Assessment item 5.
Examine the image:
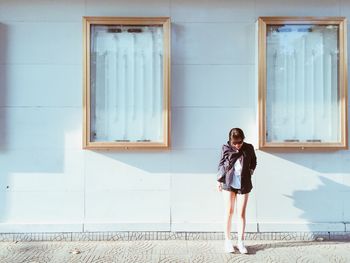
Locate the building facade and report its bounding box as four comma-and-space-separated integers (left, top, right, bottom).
0, 0, 349, 233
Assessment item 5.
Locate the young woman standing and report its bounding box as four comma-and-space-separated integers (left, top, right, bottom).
216, 128, 257, 253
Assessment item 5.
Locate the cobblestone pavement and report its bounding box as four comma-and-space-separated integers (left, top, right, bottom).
0, 239, 349, 263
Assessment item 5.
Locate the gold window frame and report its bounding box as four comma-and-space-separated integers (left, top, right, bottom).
82, 17, 171, 150
257, 17, 348, 150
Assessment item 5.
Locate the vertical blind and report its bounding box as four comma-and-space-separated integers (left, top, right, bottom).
90, 25, 164, 142
266, 25, 340, 143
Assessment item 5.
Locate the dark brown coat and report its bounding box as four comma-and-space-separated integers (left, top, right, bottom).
217, 141, 257, 194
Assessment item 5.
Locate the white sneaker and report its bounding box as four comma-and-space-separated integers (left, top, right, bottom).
236, 241, 248, 254
224, 239, 235, 253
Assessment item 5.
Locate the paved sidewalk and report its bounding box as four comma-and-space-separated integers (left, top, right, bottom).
0, 239, 349, 263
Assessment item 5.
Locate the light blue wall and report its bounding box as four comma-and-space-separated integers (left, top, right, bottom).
0, 0, 349, 233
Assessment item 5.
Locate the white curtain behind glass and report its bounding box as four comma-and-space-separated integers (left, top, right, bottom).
90, 25, 164, 142
266, 25, 340, 143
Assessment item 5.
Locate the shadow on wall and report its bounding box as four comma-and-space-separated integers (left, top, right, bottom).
92, 148, 220, 174
275, 147, 350, 226
286, 176, 349, 223
272, 136, 350, 224
256, 145, 350, 227
0, 20, 68, 166
270, 150, 350, 174
0, 23, 68, 222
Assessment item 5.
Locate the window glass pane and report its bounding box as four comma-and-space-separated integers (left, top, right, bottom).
90, 24, 164, 143
266, 24, 340, 143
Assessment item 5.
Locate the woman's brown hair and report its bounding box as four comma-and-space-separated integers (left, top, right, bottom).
228, 127, 245, 145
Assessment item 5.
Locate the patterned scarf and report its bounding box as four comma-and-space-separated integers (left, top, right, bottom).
217, 141, 246, 185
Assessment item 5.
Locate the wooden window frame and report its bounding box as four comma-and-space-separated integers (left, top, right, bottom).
82, 17, 171, 150
257, 16, 348, 150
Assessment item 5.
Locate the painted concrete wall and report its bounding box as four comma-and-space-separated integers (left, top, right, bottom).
0, 0, 349, 233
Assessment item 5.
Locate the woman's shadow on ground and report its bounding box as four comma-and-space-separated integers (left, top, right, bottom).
245, 239, 350, 255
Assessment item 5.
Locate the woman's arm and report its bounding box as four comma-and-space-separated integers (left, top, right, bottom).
217, 145, 227, 182
249, 144, 257, 174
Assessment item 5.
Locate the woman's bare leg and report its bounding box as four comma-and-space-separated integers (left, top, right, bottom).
236, 193, 249, 242
222, 189, 236, 240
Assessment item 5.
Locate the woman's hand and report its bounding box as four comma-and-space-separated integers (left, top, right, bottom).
217, 181, 223, 192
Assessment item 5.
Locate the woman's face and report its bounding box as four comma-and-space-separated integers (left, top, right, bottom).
230, 138, 244, 150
